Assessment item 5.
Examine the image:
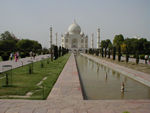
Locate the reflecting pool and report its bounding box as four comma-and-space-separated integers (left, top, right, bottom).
76, 55, 150, 100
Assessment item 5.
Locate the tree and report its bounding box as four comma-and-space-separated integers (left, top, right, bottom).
0, 31, 19, 42
108, 42, 113, 58
138, 38, 147, 54
126, 46, 129, 63
144, 41, 150, 55
42, 48, 49, 54
58, 46, 62, 57
100, 47, 104, 57
16, 39, 42, 53
118, 45, 121, 61
95, 49, 99, 56
54, 46, 58, 60
113, 46, 116, 60
136, 51, 139, 64
113, 34, 124, 48
121, 43, 127, 54
0, 40, 16, 52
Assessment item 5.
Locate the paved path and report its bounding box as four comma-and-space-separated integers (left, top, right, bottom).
0, 54, 50, 73
109, 55, 150, 65
0, 54, 150, 113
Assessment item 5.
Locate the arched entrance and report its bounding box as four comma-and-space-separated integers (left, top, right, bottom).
71, 38, 78, 48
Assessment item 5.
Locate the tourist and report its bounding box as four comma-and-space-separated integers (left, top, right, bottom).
30, 51, 33, 59
33, 52, 36, 59
145, 55, 148, 64
10, 52, 13, 61
15, 52, 18, 62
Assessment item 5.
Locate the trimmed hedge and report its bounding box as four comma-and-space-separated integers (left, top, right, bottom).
1, 52, 9, 61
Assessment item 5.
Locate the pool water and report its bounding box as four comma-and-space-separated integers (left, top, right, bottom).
76, 55, 150, 100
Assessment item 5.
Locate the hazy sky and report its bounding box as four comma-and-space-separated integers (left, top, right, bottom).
0, 0, 150, 48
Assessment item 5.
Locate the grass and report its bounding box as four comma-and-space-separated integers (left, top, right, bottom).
0, 54, 70, 100
0, 56, 2, 62
90, 54, 150, 75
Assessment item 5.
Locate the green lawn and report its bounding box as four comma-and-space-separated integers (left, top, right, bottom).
0, 54, 70, 100
0, 56, 2, 61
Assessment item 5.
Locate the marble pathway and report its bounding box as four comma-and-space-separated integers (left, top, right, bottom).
0, 54, 150, 113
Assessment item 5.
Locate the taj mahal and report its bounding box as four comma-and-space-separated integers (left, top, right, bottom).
61, 21, 101, 50
50, 21, 101, 51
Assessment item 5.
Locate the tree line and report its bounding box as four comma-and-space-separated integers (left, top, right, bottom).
0, 31, 69, 61
87, 34, 150, 64
0, 31, 42, 60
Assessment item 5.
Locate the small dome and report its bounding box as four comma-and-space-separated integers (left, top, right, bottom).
80, 32, 84, 37
68, 21, 81, 34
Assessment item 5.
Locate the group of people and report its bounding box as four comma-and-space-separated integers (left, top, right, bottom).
29, 51, 36, 59
9, 51, 36, 62
10, 52, 19, 62
145, 55, 150, 64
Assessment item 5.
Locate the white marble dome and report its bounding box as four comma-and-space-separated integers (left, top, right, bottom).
68, 22, 81, 34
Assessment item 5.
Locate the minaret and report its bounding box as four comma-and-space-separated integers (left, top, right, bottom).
97, 28, 100, 48
50, 26, 52, 47
50, 26, 53, 61
91, 33, 94, 48
55, 32, 58, 46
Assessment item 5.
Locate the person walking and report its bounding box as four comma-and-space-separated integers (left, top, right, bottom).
30, 51, 33, 59
10, 52, 13, 60
145, 55, 148, 64
15, 52, 18, 62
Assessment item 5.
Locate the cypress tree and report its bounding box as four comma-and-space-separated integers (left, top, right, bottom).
54, 46, 58, 60
101, 47, 104, 57
108, 48, 111, 58
136, 51, 139, 64
113, 46, 116, 60
58, 46, 62, 57
126, 46, 129, 63
118, 45, 121, 61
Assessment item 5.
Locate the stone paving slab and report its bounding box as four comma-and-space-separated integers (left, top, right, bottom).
0, 53, 150, 113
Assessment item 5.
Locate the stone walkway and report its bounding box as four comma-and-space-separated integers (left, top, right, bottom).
0, 54, 150, 113
0, 54, 50, 73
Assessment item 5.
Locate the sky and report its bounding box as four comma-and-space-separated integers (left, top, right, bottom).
0, 0, 150, 48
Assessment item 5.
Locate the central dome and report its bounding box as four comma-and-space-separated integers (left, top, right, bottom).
68, 21, 81, 34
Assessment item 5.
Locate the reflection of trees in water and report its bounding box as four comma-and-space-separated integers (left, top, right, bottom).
105, 72, 108, 83
104, 66, 106, 71
121, 92, 124, 99
124, 76, 127, 83
112, 70, 116, 76
97, 65, 99, 73
101, 64, 103, 70
92, 61, 94, 69
107, 68, 110, 73
117, 72, 120, 80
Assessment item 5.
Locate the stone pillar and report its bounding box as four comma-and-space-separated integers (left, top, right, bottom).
97, 28, 100, 48
91, 33, 94, 48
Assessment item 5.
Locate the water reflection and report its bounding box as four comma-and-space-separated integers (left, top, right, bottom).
76, 55, 150, 100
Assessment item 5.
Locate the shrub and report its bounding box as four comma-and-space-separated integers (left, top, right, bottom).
1, 52, 9, 61
20, 52, 29, 58
140, 54, 145, 60
136, 52, 139, 64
